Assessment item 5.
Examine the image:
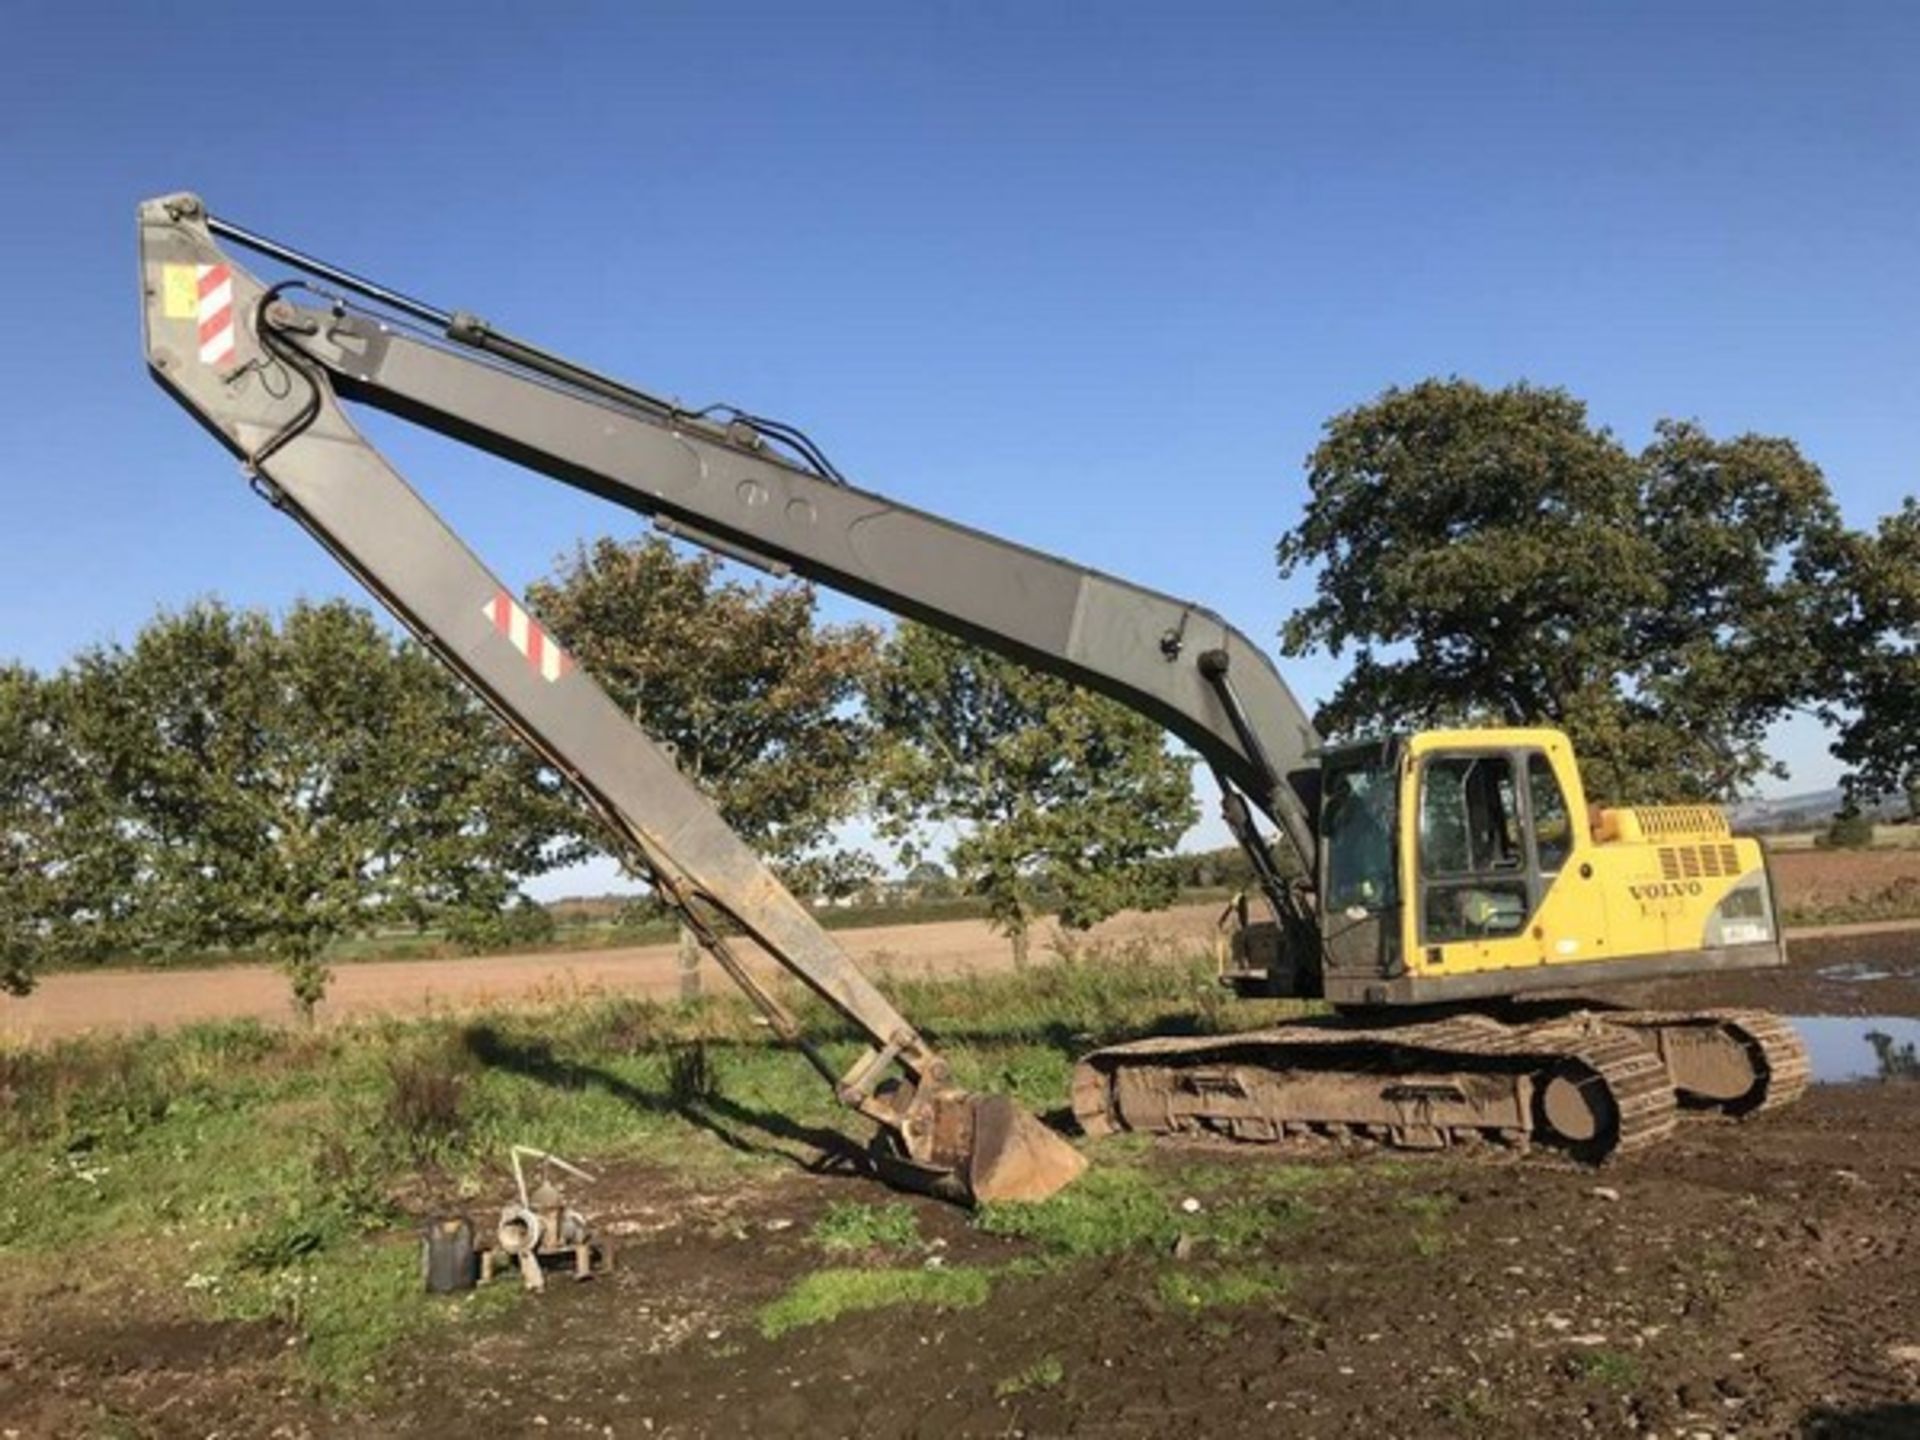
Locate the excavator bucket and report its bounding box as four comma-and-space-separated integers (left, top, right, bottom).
961, 1093, 1088, 1203
876, 1088, 1086, 1206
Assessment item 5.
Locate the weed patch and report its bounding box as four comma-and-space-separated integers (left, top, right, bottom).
1398, 1191, 1456, 1258
383, 1040, 472, 1158
810, 1201, 921, 1253
666, 1042, 718, 1108
995, 1354, 1065, 1396
756, 1266, 992, 1338
976, 1165, 1177, 1257
976, 1160, 1326, 1260
1571, 1348, 1643, 1389
1435, 1385, 1500, 1428
234, 1206, 338, 1273
215, 1235, 515, 1391
1156, 1263, 1290, 1310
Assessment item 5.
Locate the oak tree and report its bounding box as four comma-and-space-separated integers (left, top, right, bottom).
1278, 380, 1846, 802
1818, 498, 1920, 811
867, 623, 1197, 964
526, 536, 883, 898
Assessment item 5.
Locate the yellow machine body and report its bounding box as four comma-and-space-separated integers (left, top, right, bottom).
1314, 727, 1785, 1006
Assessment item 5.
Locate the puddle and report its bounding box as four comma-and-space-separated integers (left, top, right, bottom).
1792, 1016, 1920, 1085
1815, 963, 1901, 984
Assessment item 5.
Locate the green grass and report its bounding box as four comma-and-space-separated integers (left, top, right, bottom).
1572, 1348, 1643, 1390
216, 1236, 518, 1391
976, 1165, 1182, 1257
0, 939, 1316, 1394
1435, 1386, 1500, 1429
975, 1157, 1328, 1260
1397, 1191, 1456, 1258
1691, 1242, 1736, 1305
756, 1266, 993, 1338
0, 1006, 828, 1393
995, 1354, 1065, 1397
811, 1200, 922, 1253
1156, 1263, 1291, 1310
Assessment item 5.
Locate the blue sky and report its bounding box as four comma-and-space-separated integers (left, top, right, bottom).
4, 2, 1916, 890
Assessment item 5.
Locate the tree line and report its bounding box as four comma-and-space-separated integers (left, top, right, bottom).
1, 603, 579, 1008
3, 537, 1191, 1006
4, 378, 1913, 1008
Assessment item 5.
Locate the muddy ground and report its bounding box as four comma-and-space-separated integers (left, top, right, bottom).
1625, 927, 1920, 1021
373, 1092, 1920, 1440
10, 1090, 1918, 1439
6, 931, 1920, 1439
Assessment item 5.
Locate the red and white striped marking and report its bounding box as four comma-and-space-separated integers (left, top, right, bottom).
197, 264, 235, 367
483, 590, 573, 682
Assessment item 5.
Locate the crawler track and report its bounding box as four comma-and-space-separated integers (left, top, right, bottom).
1605, 1006, 1810, 1116
1071, 1012, 1679, 1162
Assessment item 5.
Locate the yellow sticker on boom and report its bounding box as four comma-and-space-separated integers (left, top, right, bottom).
162, 264, 200, 319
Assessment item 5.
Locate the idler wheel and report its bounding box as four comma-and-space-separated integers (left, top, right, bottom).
1536, 1062, 1618, 1156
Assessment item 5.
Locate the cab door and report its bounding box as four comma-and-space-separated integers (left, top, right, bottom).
1406, 744, 1579, 974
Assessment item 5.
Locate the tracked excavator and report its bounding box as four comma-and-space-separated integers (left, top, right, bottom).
138, 194, 1806, 1203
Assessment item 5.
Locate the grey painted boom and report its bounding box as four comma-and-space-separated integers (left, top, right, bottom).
280, 288, 1323, 865
137, 193, 954, 1124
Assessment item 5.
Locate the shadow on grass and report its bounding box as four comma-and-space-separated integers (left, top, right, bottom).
912, 1010, 1222, 1055
458, 1023, 873, 1182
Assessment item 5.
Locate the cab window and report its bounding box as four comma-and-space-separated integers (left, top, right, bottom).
1322, 752, 1396, 911
1419, 755, 1522, 877
1528, 754, 1573, 874
1419, 754, 1527, 942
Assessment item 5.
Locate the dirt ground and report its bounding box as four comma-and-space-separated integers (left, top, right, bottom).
370, 1091, 1920, 1440
1768, 848, 1920, 911
8, 1082, 1919, 1438
6, 843, 1919, 1044
7, 930, 1920, 1439
0, 904, 1224, 1043
1622, 927, 1920, 1021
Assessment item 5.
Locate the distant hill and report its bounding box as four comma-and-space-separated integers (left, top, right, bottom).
1731, 787, 1911, 833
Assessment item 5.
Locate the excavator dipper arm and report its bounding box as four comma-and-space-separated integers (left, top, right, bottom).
137, 193, 1083, 1205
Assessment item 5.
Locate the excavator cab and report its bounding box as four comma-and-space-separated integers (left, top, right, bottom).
1236, 727, 1790, 1010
